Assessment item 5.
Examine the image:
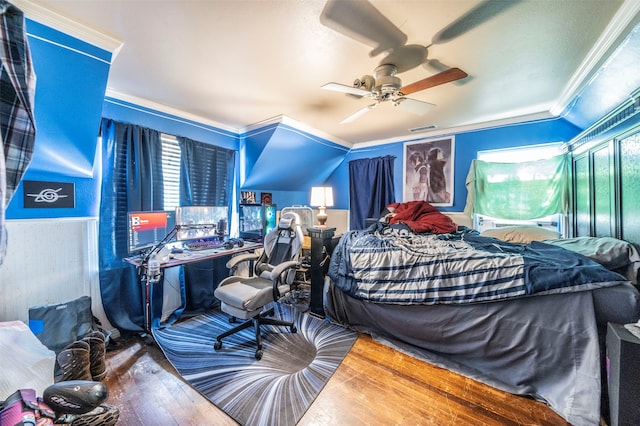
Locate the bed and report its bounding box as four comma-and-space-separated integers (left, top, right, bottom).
324, 202, 640, 426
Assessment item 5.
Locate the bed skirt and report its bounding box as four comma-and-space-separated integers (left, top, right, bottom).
325, 280, 640, 426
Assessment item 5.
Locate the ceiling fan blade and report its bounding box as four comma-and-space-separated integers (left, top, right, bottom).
320, 0, 407, 57
431, 0, 521, 45
322, 82, 371, 98
340, 103, 377, 124
395, 98, 435, 116
400, 68, 468, 95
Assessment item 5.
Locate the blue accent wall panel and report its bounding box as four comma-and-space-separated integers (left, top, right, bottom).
241, 124, 278, 187
241, 123, 349, 191
6, 19, 111, 219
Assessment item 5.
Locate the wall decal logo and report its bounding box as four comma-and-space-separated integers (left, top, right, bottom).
23, 181, 75, 208
27, 187, 68, 203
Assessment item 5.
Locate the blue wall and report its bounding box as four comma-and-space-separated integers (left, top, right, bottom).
6, 19, 111, 219
10, 19, 584, 221
327, 117, 582, 211
240, 122, 349, 208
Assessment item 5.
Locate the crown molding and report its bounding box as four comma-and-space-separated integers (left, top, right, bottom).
242, 115, 352, 148
550, 0, 640, 116
351, 110, 555, 149
11, 0, 123, 57
105, 89, 240, 135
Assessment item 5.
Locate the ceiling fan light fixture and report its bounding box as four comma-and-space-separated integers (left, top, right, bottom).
323, 61, 465, 124
376, 75, 402, 94
353, 75, 375, 91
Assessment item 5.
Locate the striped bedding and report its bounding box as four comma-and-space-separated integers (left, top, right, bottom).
328, 227, 628, 304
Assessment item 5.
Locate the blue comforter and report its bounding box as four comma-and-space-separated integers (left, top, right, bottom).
328, 227, 628, 304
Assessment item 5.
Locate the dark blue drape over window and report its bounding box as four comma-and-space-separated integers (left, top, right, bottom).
99, 122, 237, 330
349, 155, 396, 229
177, 136, 236, 314
98, 119, 165, 332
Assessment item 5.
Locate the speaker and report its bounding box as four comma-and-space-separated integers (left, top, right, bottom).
606, 322, 640, 426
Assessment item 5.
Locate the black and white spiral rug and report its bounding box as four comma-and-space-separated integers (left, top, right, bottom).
152, 303, 358, 426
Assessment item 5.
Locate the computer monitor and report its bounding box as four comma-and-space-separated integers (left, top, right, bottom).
128, 210, 176, 254
174, 206, 229, 241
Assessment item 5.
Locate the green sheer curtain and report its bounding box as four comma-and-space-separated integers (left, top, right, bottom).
470, 154, 568, 220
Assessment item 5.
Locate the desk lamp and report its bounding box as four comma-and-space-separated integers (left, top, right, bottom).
310, 186, 334, 227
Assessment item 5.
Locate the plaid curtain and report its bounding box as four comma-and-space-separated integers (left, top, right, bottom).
0, 1, 37, 264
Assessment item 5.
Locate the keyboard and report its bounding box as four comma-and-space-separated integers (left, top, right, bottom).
184, 238, 224, 251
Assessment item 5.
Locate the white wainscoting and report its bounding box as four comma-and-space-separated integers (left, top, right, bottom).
323, 209, 349, 234
0, 218, 111, 331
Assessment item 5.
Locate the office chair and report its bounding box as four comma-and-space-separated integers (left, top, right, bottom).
213, 212, 304, 359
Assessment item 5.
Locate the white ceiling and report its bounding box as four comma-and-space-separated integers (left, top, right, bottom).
15, 0, 640, 146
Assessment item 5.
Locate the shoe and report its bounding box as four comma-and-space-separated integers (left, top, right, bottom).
56, 340, 92, 382
82, 331, 107, 381
57, 404, 119, 426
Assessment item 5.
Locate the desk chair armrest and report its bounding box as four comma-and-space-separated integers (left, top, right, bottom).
226, 252, 260, 270
269, 260, 300, 300
268, 260, 300, 282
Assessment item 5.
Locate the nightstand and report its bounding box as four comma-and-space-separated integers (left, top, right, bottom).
606, 322, 640, 426
307, 227, 336, 317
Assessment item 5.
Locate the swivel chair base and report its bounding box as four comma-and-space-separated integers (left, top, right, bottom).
213, 307, 297, 360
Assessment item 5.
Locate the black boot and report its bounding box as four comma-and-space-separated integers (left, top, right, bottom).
56, 340, 92, 382
82, 331, 107, 381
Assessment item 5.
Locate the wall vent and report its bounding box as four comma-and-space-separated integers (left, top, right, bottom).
409, 124, 437, 133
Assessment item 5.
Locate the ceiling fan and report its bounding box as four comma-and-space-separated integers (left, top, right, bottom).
319, 0, 515, 123
322, 64, 468, 124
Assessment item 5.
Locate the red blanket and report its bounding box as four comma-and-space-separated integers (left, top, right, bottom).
386, 201, 458, 234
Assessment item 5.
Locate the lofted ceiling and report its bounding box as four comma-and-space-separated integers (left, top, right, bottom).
14, 0, 640, 146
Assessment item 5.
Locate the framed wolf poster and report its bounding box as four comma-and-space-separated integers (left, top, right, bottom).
403, 137, 454, 206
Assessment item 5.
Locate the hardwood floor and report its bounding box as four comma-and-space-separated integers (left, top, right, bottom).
103, 330, 570, 425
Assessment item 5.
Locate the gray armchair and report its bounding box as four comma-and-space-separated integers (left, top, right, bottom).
213, 212, 304, 359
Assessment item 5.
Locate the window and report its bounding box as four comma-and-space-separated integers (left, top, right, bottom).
99, 119, 237, 332
161, 134, 181, 211
474, 143, 566, 234
477, 142, 563, 162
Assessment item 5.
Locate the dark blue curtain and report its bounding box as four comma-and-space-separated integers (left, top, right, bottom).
349, 155, 396, 229
98, 119, 164, 332
177, 136, 235, 207
177, 136, 236, 315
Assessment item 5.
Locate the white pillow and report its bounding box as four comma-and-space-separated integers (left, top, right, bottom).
545, 236, 640, 283
480, 225, 560, 244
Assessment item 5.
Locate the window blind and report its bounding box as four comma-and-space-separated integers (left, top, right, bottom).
161, 134, 181, 211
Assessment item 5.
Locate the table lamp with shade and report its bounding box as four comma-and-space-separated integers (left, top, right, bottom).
310, 186, 334, 227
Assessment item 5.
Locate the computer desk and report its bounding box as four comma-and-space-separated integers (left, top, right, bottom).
125, 241, 262, 334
